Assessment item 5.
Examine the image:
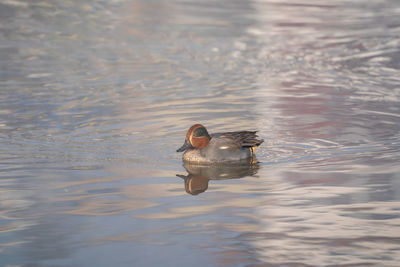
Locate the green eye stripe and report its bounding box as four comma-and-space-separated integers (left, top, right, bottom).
193, 127, 207, 137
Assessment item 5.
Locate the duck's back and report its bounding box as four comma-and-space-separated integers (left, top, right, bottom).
211, 131, 263, 148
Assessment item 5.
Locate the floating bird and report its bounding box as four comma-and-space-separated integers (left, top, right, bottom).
177, 124, 263, 164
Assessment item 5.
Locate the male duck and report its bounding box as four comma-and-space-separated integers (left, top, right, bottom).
176, 124, 263, 164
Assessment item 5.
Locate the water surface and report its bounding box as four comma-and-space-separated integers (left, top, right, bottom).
1, 0, 400, 266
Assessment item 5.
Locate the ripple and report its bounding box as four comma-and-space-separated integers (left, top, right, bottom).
1, 0, 400, 266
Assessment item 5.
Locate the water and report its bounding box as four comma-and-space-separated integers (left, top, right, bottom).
1, 0, 400, 266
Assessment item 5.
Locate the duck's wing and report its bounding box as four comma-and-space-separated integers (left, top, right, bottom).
211, 131, 264, 148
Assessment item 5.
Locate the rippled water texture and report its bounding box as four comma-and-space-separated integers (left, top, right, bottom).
1, 0, 400, 266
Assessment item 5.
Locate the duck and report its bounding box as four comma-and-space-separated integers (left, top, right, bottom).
176, 124, 263, 164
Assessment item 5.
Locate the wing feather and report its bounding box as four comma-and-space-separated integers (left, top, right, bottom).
211, 131, 264, 148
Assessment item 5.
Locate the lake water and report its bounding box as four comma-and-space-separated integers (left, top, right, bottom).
1, 0, 400, 266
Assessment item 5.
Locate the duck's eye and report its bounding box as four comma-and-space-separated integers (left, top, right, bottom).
193, 127, 207, 137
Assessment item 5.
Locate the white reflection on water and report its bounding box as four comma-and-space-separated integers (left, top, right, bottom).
246, 1, 400, 264
251, 169, 400, 265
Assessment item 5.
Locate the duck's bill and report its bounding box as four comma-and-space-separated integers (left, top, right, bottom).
176, 140, 193, 152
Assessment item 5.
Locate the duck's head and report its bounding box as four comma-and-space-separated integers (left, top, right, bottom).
176, 124, 211, 152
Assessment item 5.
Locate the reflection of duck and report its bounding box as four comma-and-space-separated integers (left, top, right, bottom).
177, 124, 263, 164
177, 162, 259, 195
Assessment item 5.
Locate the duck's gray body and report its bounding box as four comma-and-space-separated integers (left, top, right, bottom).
182, 131, 262, 164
